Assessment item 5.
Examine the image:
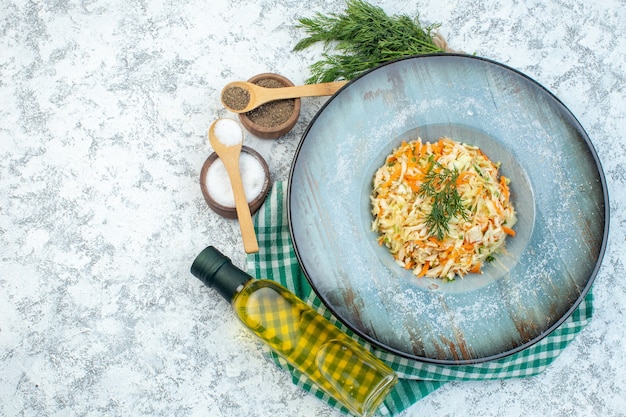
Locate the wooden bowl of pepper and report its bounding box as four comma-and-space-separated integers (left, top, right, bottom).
236, 73, 301, 139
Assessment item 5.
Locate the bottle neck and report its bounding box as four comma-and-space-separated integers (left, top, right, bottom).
190, 246, 253, 302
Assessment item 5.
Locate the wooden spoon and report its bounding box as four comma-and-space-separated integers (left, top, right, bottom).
221, 80, 348, 113
208, 119, 259, 254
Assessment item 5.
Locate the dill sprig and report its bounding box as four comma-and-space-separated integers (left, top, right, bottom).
293, 0, 444, 84
418, 161, 469, 241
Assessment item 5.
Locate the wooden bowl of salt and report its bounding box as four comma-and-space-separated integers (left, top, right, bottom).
200, 146, 271, 219
236, 73, 301, 139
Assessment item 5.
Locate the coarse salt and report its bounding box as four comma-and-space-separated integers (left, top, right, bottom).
213, 118, 243, 147
206, 151, 266, 208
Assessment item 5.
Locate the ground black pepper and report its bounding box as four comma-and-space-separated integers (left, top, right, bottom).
245, 79, 295, 128
222, 86, 250, 111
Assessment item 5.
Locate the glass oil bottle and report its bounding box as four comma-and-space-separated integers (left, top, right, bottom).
190, 246, 397, 417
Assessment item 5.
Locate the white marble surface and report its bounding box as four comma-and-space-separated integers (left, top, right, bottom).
1, 0, 625, 416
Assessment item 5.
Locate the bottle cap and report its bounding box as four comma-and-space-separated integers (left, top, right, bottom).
190, 246, 252, 301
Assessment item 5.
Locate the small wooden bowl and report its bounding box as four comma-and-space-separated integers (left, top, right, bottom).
200, 146, 271, 219
238, 73, 301, 139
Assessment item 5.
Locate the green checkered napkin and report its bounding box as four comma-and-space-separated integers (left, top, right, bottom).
246, 182, 594, 416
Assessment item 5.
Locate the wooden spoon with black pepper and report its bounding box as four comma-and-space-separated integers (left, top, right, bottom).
221, 80, 348, 113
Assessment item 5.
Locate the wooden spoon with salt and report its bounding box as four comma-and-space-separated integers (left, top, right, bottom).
221, 80, 348, 113
208, 118, 258, 254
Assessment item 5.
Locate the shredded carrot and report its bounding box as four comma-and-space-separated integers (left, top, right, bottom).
462, 242, 475, 252
418, 262, 430, 278
470, 262, 482, 274
456, 171, 474, 186
502, 226, 516, 236
500, 176, 510, 201
380, 162, 401, 188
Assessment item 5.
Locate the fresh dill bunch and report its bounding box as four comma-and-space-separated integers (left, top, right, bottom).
418, 161, 469, 241
294, 0, 444, 84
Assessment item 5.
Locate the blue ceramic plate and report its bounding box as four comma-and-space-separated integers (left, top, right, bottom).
288, 54, 608, 364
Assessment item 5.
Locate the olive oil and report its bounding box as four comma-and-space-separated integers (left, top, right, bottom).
191, 246, 397, 417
